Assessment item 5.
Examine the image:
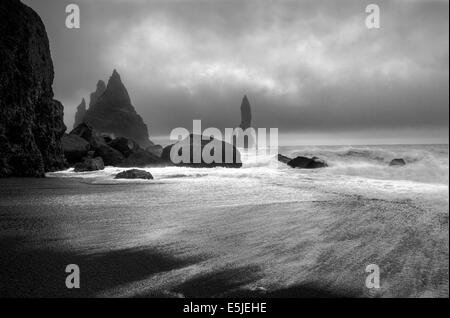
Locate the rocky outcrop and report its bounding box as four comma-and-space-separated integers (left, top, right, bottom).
73, 98, 86, 129
62, 134, 90, 164
74, 157, 104, 172
68, 123, 123, 166
106, 136, 162, 167
70, 123, 104, 149
94, 144, 124, 166
115, 169, 153, 180
0, 0, 66, 177
288, 156, 328, 169
82, 70, 153, 148
89, 80, 106, 108
389, 158, 406, 166
109, 137, 139, 157
162, 134, 242, 168
66, 123, 162, 168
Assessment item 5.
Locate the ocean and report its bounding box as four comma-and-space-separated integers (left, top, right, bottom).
0, 144, 448, 297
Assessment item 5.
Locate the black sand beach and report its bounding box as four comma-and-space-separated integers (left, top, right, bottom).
1, 173, 448, 298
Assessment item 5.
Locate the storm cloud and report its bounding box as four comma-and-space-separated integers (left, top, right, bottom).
24, 0, 449, 143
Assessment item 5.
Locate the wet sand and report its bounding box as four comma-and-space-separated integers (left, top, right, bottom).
0, 177, 448, 298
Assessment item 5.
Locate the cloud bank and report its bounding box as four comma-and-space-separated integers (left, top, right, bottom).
25, 0, 449, 143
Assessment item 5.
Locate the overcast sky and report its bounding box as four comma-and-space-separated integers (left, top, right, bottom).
25, 0, 449, 144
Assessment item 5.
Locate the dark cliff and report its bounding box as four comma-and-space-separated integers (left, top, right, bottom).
0, 0, 66, 177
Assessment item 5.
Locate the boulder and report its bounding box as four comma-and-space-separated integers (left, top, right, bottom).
114, 169, 153, 180
74, 157, 104, 172
287, 156, 328, 169
94, 144, 125, 166
70, 123, 105, 149
100, 132, 115, 144
102, 136, 113, 144
109, 137, 139, 157
162, 134, 242, 168
389, 158, 406, 166
277, 154, 292, 164
62, 134, 90, 163
69, 123, 124, 166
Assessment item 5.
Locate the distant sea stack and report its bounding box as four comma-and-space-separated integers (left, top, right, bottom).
73, 98, 87, 129
0, 0, 66, 177
80, 70, 153, 148
236, 95, 254, 148
239, 95, 252, 130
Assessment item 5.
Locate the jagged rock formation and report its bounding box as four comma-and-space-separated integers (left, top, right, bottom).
89, 80, 106, 108
82, 70, 153, 148
0, 0, 66, 177
73, 98, 86, 129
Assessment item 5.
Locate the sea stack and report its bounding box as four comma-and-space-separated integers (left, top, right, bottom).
73, 98, 87, 129
239, 95, 252, 130
0, 0, 66, 177
81, 70, 153, 148
89, 80, 106, 108
235, 95, 254, 148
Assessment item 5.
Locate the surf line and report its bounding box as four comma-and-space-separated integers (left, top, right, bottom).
183, 302, 217, 316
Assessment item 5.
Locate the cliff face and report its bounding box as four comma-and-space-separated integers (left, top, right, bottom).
0, 0, 66, 177
73, 98, 86, 129
82, 70, 153, 148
